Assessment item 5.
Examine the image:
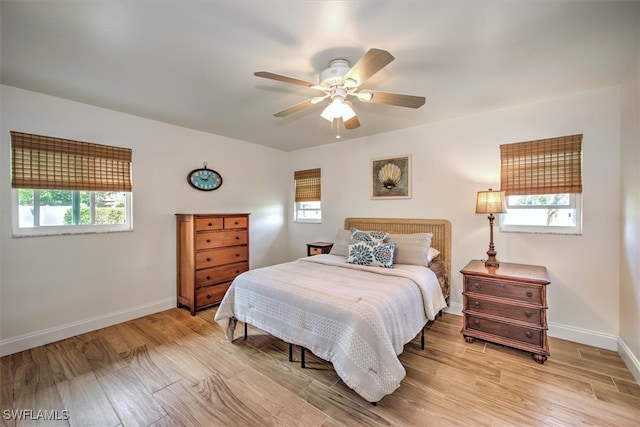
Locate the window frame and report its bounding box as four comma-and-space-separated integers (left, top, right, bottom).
12, 189, 133, 237
499, 193, 582, 235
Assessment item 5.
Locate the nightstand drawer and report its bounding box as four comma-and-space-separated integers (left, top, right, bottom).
465, 295, 543, 325
465, 314, 544, 347
464, 276, 543, 305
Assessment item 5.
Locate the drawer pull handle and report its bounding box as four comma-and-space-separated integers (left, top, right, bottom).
206, 294, 212, 299
526, 291, 533, 297
235, 236, 240, 240
235, 253, 240, 257
474, 301, 480, 308
206, 257, 212, 262
208, 222, 213, 227
474, 319, 480, 326
474, 283, 481, 290
525, 331, 533, 339
524, 311, 532, 318
206, 276, 211, 280
234, 221, 239, 225
235, 270, 240, 273
206, 239, 211, 243
499, 283, 505, 288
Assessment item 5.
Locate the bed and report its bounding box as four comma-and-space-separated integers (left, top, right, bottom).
214, 218, 451, 403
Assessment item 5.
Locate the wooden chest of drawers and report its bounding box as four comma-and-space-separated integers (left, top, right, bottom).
460, 259, 550, 363
176, 213, 249, 315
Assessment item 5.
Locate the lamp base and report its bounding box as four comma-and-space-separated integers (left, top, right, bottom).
484, 254, 500, 268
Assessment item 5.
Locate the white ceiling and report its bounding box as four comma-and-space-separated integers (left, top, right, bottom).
1, 1, 638, 151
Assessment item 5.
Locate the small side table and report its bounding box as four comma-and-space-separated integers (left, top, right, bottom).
306, 242, 333, 256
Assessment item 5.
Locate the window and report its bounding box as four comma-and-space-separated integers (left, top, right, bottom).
499, 134, 582, 235
11, 131, 133, 236
294, 168, 321, 223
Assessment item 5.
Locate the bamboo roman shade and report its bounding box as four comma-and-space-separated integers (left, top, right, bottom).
294, 168, 321, 202
11, 131, 132, 192
500, 134, 582, 196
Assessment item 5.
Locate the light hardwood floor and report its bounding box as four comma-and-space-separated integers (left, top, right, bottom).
1, 307, 639, 426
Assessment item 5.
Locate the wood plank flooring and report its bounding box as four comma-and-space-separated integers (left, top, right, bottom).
1, 307, 639, 426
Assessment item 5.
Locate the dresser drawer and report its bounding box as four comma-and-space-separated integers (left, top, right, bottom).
195, 261, 248, 287
195, 246, 248, 269
465, 295, 543, 325
224, 216, 248, 229
195, 230, 248, 250
195, 282, 232, 307
195, 217, 224, 231
464, 276, 543, 305
465, 314, 544, 347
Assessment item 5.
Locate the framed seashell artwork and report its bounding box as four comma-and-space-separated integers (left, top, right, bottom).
371, 155, 411, 199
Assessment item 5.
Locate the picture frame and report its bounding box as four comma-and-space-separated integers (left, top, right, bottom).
371, 154, 411, 199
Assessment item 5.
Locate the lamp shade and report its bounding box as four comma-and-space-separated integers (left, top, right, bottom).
476, 189, 507, 214
320, 97, 356, 122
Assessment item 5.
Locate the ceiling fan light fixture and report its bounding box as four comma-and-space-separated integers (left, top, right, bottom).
320, 97, 356, 122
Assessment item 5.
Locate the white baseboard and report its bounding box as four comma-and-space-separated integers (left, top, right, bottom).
0, 298, 176, 357
618, 337, 640, 384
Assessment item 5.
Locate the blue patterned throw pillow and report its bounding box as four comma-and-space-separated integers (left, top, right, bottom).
346, 241, 397, 268
349, 228, 388, 244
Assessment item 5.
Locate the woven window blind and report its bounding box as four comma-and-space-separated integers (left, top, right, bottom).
294, 168, 321, 202
11, 131, 132, 192
500, 134, 582, 196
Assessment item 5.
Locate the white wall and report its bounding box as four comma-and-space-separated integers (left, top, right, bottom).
619, 53, 640, 382
0, 85, 290, 356
288, 86, 622, 350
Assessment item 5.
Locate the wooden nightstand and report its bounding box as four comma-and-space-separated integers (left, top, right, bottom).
461, 259, 550, 363
306, 242, 333, 256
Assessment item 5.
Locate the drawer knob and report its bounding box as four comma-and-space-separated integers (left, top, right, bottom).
474, 301, 480, 308
206, 257, 212, 262
235, 253, 240, 257
234, 221, 239, 225
524, 311, 532, 318
526, 291, 533, 297
474, 283, 481, 290
474, 319, 480, 326
235, 270, 240, 273
206, 275, 211, 280
235, 236, 240, 240
208, 222, 213, 226
525, 331, 533, 339
206, 294, 212, 299
206, 239, 211, 243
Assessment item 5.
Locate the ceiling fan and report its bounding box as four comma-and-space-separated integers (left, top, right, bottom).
254, 48, 425, 134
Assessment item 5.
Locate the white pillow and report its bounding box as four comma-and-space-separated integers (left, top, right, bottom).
329, 228, 351, 256
385, 233, 433, 266
427, 247, 440, 262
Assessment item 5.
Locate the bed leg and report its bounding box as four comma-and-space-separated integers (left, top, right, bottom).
288, 343, 293, 362
301, 347, 306, 368
243, 322, 248, 340
421, 326, 425, 350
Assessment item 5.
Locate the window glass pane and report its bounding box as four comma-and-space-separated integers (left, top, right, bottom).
502, 208, 576, 227
18, 189, 35, 228
95, 191, 126, 225
39, 189, 73, 226
507, 194, 570, 207
295, 201, 321, 222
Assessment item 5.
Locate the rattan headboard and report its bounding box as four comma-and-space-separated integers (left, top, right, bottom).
344, 217, 451, 296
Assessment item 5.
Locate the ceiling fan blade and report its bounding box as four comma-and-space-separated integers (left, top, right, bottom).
344, 115, 360, 130
254, 71, 315, 87
273, 99, 317, 117
342, 48, 394, 87
358, 90, 425, 108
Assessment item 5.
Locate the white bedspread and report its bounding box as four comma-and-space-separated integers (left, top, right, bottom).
214, 254, 447, 402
